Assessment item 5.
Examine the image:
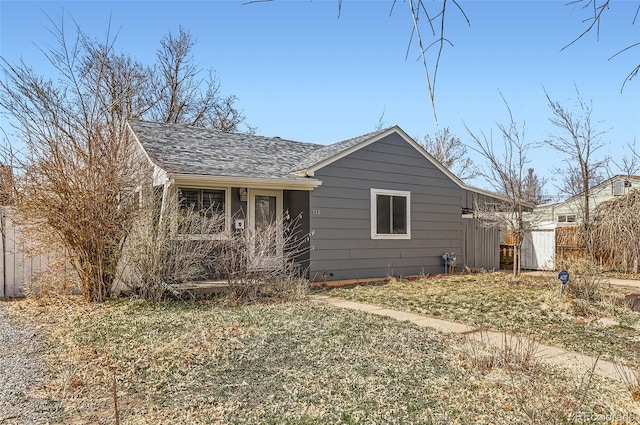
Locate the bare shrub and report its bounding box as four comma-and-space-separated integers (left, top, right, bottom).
458, 329, 540, 374
0, 21, 242, 303
591, 189, 640, 273
564, 258, 608, 303
218, 212, 310, 303
117, 194, 225, 302
614, 362, 640, 402
458, 329, 600, 423
0, 21, 151, 302
119, 200, 310, 303
25, 256, 80, 301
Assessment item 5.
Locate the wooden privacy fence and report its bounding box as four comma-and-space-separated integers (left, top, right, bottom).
1, 207, 56, 297
462, 218, 500, 271
555, 226, 586, 265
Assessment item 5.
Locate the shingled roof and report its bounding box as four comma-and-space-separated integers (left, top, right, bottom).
129, 120, 393, 180
290, 127, 391, 172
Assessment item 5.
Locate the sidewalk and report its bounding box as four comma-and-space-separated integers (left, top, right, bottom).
522, 270, 640, 290
311, 295, 636, 382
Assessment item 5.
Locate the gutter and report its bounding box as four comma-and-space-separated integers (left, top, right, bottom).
169, 173, 322, 191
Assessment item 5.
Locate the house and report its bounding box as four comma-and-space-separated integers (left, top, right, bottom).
520, 174, 640, 270
128, 120, 502, 282
534, 175, 640, 225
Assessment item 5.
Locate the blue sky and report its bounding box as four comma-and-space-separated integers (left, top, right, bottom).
1, 0, 639, 196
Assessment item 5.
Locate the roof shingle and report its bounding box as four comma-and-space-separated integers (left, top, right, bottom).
130, 121, 324, 180
129, 121, 389, 180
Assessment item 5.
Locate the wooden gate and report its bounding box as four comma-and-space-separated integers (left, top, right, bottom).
521, 222, 556, 270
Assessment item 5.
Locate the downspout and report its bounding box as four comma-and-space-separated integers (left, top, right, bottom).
157, 179, 173, 228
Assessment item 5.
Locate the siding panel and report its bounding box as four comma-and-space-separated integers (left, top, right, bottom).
308, 133, 464, 280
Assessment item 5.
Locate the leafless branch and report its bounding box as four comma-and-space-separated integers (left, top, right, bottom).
562, 0, 610, 51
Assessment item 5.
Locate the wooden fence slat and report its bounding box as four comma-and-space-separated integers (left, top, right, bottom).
1, 207, 54, 297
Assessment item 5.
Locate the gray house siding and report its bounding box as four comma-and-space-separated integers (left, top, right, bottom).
308, 133, 463, 281
230, 187, 247, 219
283, 190, 311, 269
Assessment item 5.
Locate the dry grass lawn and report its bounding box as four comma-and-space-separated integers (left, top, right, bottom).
327, 272, 640, 369
4, 280, 640, 424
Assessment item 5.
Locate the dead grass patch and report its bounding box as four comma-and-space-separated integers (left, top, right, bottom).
4, 296, 639, 424
327, 272, 640, 369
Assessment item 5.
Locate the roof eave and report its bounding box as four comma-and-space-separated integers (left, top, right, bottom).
168, 173, 322, 190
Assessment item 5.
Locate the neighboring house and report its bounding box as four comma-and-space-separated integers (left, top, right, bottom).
128, 120, 503, 282
534, 175, 640, 226
520, 174, 640, 270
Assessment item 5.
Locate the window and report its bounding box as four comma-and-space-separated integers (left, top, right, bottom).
371, 189, 410, 239
179, 188, 225, 216
557, 214, 577, 223
178, 188, 226, 232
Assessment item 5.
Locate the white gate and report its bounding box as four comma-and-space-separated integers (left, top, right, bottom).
522, 221, 556, 271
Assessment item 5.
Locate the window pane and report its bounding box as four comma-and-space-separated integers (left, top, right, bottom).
255, 195, 276, 227
179, 189, 199, 211
376, 194, 391, 234
254, 195, 278, 255
392, 196, 407, 234
202, 190, 225, 215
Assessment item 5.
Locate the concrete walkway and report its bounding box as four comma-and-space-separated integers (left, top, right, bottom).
311, 295, 636, 382
522, 270, 640, 290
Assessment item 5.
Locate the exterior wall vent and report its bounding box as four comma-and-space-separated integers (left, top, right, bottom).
613, 180, 625, 196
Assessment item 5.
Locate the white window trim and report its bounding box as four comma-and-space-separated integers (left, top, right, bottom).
557, 213, 577, 224
370, 188, 411, 240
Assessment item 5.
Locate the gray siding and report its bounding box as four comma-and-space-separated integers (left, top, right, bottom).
230, 187, 247, 219
283, 190, 311, 270
308, 133, 464, 281
462, 218, 500, 271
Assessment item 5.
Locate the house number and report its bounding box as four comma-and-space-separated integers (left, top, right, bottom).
312, 209, 321, 215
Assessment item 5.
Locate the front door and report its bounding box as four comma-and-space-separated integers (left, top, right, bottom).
249, 189, 283, 269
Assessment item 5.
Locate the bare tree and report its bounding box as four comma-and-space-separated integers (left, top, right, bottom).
0, 17, 247, 301
610, 141, 640, 176
148, 26, 243, 131
420, 127, 477, 182
545, 88, 609, 255
465, 96, 538, 276
523, 168, 548, 206
0, 163, 14, 206
0, 18, 151, 301
374, 106, 387, 131
562, 0, 640, 91
332, 0, 637, 118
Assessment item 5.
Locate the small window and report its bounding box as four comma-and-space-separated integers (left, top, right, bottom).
371, 189, 411, 239
557, 214, 576, 223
